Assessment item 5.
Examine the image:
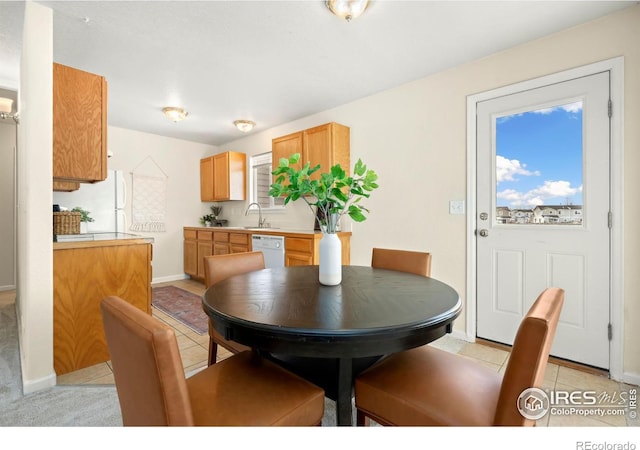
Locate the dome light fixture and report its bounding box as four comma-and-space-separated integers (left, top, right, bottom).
234, 120, 255, 133
162, 106, 188, 122
0, 97, 19, 123
326, 0, 369, 22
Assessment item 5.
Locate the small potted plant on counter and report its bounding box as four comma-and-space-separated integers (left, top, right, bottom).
199, 214, 215, 227
72, 206, 94, 234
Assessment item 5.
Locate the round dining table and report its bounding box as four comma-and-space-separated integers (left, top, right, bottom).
202, 265, 462, 426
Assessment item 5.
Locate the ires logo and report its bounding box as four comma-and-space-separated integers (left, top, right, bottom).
518, 387, 636, 420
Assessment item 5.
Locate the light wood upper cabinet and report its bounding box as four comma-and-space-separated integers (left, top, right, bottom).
272, 122, 350, 181
200, 151, 246, 201
272, 131, 303, 175
53, 63, 107, 183
303, 122, 350, 179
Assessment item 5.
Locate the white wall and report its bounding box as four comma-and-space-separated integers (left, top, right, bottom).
17, 1, 55, 394
106, 126, 217, 282
221, 5, 640, 381
0, 121, 16, 290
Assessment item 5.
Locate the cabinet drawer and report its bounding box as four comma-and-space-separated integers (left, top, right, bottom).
214, 232, 229, 242
197, 231, 213, 241
184, 229, 197, 240
230, 233, 248, 245
285, 237, 313, 254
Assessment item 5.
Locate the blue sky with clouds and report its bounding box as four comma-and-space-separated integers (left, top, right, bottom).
496, 102, 583, 208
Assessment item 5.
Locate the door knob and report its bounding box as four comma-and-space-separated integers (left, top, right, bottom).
478, 229, 489, 237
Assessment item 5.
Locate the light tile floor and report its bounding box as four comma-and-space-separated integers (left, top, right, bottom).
52, 280, 638, 427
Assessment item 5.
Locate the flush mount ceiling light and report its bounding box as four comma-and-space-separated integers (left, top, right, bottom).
0, 97, 19, 123
234, 120, 255, 133
162, 106, 188, 122
326, 0, 369, 22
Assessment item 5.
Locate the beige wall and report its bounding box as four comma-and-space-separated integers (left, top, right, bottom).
222, 5, 640, 382
18, 1, 55, 393
106, 126, 217, 281
0, 121, 16, 289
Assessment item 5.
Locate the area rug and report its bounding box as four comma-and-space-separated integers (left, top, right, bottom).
151, 286, 208, 335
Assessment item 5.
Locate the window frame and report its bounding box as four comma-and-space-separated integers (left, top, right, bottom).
249, 152, 285, 211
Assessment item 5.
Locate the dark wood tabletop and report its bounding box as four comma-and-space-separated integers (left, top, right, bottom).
202, 265, 462, 426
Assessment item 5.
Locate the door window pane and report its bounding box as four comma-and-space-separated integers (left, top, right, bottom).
495, 101, 583, 225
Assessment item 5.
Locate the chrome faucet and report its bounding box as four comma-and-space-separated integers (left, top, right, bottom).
245, 202, 266, 228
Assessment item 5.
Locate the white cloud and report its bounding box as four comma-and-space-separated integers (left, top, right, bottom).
532, 102, 583, 115
496, 155, 540, 182
497, 180, 582, 207
561, 102, 583, 113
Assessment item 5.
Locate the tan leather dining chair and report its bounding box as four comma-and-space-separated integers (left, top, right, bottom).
371, 247, 432, 277
101, 295, 324, 426
355, 287, 564, 426
204, 251, 265, 365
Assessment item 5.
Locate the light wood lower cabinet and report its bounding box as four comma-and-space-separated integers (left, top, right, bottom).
184, 228, 252, 281
184, 227, 351, 278
53, 240, 152, 375
285, 234, 351, 266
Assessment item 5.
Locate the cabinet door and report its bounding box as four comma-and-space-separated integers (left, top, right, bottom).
53, 243, 151, 375
213, 153, 230, 200
53, 63, 107, 183
53, 180, 80, 192
303, 123, 350, 180
197, 241, 213, 279
272, 131, 303, 184
184, 239, 198, 277
200, 157, 215, 201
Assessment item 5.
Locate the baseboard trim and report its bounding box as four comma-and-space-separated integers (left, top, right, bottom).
475, 338, 611, 378
152, 274, 189, 284
23, 372, 56, 395
621, 372, 640, 387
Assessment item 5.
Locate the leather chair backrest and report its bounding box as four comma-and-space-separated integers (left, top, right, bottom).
371, 248, 432, 277
493, 287, 564, 426
204, 251, 266, 288
101, 296, 194, 426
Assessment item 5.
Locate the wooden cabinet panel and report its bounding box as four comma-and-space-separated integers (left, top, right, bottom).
272, 122, 350, 183
213, 153, 230, 200
272, 131, 303, 185
53, 180, 80, 192
53, 63, 107, 183
200, 151, 246, 201
53, 241, 152, 375
184, 239, 198, 277
197, 241, 213, 279
200, 158, 214, 202
303, 122, 350, 180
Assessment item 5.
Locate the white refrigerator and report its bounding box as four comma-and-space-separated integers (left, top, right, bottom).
53, 169, 127, 233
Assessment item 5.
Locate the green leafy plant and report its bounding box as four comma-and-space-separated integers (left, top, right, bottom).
269, 153, 379, 233
200, 214, 215, 225
71, 207, 94, 223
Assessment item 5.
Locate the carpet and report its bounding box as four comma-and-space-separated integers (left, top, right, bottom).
151, 286, 208, 335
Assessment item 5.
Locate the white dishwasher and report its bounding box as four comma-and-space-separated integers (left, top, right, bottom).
251, 235, 285, 268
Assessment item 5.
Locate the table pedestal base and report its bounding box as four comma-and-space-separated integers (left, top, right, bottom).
267, 353, 383, 426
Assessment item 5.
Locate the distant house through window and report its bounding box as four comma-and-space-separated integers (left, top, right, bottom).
250, 152, 284, 209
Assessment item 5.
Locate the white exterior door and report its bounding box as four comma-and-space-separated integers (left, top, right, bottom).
476, 72, 610, 369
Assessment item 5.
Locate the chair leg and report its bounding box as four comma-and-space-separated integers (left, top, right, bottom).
356, 409, 370, 426
208, 338, 218, 366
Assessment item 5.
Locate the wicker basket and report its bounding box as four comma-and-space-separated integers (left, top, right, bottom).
53, 211, 81, 235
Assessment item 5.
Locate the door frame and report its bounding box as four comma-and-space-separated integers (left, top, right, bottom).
465, 57, 624, 381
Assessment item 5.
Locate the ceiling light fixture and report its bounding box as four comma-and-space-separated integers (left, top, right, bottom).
234, 120, 255, 133
162, 106, 188, 122
0, 97, 19, 123
326, 0, 369, 22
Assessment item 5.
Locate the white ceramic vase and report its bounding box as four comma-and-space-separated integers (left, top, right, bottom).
319, 232, 342, 285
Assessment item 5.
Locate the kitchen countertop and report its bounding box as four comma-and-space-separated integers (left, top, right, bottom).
184, 226, 351, 237
53, 232, 154, 249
